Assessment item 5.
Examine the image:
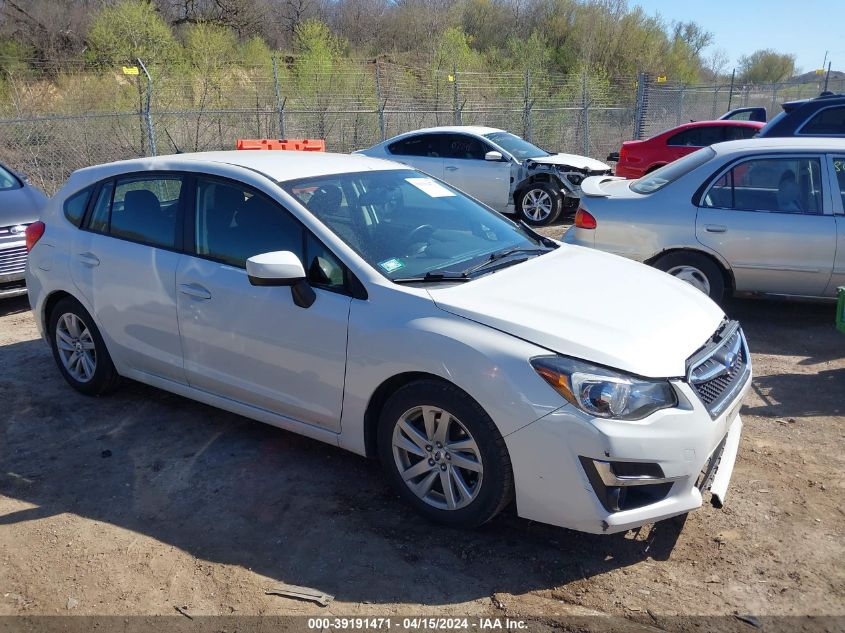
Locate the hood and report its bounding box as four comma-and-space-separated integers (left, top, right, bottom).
426, 245, 724, 378
0, 186, 48, 227
529, 153, 610, 172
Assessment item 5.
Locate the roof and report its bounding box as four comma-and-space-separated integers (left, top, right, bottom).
712, 137, 845, 154
73, 150, 401, 183
656, 119, 763, 135
389, 125, 504, 137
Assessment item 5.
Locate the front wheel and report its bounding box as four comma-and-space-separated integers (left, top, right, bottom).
653, 252, 726, 303
48, 296, 120, 395
377, 380, 513, 528
516, 182, 562, 226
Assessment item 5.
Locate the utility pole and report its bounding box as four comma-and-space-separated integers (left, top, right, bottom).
727, 68, 736, 110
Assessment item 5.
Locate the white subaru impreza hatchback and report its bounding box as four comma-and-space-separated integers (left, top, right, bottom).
26, 151, 750, 534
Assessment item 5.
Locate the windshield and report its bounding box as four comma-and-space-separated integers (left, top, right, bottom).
483, 132, 550, 160
0, 164, 21, 190
281, 169, 548, 281
629, 147, 716, 194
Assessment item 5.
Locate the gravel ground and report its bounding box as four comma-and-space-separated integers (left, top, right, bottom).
1, 224, 843, 627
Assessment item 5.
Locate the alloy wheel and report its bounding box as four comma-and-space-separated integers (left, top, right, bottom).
521, 188, 553, 222
391, 405, 484, 511
55, 312, 97, 383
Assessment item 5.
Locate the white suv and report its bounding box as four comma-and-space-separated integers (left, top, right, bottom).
26, 150, 750, 533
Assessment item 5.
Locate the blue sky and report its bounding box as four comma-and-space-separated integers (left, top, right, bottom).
630, 0, 840, 74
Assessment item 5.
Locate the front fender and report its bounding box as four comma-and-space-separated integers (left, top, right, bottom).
337, 286, 564, 456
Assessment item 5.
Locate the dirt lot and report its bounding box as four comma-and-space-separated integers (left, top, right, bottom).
1, 233, 844, 628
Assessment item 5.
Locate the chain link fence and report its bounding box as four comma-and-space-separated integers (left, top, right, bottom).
0, 60, 838, 195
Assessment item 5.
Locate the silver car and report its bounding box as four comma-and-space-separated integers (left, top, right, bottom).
563, 138, 845, 302
0, 162, 48, 298
358, 126, 611, 226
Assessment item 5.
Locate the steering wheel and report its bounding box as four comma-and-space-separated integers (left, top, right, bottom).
406, 224, 435, 253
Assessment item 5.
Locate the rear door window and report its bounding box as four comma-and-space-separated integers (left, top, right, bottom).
832, 157, 845, 209
110, 177, 183, 248
702, 157, 824, 214
388, 134, 446, 157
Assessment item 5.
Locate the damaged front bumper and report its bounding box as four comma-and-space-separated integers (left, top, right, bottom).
512, 158, 613, 203
504, 371, 750, 535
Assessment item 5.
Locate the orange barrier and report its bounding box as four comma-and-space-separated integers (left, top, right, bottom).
236, 138, 326, 152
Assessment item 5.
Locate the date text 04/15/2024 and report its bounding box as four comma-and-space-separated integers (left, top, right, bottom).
306, 617, 528, 630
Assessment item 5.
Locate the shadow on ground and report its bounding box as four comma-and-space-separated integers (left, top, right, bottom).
723, 298, 844, 419
0, 334, 685, 606
0, 295, 30, 318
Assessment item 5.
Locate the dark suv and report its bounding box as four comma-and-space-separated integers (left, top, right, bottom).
757, 93, 845, 137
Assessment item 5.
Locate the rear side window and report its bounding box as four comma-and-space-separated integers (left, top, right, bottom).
723, 125, 759, 141
630, 147, 716, 194
63, 187, 93, 227
388, 134, 444, 157
800, 106, 845, 135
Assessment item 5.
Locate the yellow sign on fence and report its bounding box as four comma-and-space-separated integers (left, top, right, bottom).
656, 75, 667, 83
122, 66, 140, 76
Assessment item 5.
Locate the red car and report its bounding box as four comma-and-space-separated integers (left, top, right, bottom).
611, 120, 764, 179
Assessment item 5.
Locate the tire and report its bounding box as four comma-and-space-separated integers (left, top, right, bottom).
377, 379, 514, 528
653, 252, 726, 303
48, 296, 120, 396
516, 182, 562, 226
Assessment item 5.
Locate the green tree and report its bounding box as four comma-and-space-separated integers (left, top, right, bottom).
87, 0, 177, 64
739, 49, 796, 84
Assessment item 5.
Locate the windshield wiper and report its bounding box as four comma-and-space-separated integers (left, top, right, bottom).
461, 246, 551, 277
393, 271, 471, 284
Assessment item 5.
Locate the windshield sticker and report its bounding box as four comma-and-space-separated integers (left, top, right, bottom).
405, 177, 456, 198
378, 258, 405, 273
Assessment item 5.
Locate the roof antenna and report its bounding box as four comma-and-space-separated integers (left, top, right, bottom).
163, 128, 182, 154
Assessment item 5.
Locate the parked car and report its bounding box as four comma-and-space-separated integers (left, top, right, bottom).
564, 138, 845, 303
757, 92, 845, 137
27, 150, 748, 534
718, 106, 767, 122
357, 126, 612, 226
0, 161, 49, 299
610, 120, 763, 179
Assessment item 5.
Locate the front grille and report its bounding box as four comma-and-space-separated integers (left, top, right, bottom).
0, 245, 27, 276
687, 321, 751, 418
0, 223, 29, 239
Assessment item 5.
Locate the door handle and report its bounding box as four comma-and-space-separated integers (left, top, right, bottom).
445, 165, 458, 171
705, 224, 727, 233
77, 252, 100, 267
178, 283, 212, 300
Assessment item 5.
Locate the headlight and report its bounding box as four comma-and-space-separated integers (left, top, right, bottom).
531, 356, 677, 420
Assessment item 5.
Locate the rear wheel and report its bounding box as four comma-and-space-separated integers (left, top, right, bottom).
516, 182, 562, 226
653, 252, 726, 303
48, 296, 120, 395
377, 379, 513, 528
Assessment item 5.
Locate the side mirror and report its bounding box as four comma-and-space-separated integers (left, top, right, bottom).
484, 150, 505, 162
246, 251, 315, 308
